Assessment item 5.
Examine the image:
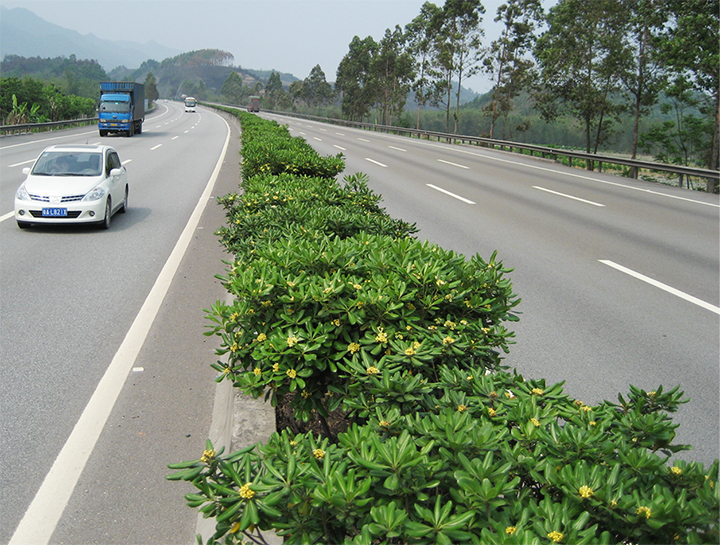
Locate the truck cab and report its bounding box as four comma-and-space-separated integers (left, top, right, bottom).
98, 81, 145, 137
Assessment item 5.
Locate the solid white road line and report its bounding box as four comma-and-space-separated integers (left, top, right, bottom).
8, 115, 232, 545
600, 260, 720, 315
0, 211, 14, 223
334, 145, 347, 151
533, 186, 605, 207
427, 184, 476, 205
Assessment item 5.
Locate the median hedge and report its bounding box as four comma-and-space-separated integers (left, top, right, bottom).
169, 108, 719, 545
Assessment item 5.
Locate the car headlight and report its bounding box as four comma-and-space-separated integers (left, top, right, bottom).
83, 187, 107, 201
16, 185, 30, 201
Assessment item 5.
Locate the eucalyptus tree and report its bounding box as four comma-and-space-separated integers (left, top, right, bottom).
264, 71, 288, 110
440, 0, 486, 133
219, 71, 244, 106
144, 72, 160, 105
534, 0, 628, 162
405, 1, 445, 129
372, 26, 415, 126
616, 0, 668, 164
483, 0, 544, 139
658, 0, 719, 175
302, 65, 335, 108
336, 36, 379, 121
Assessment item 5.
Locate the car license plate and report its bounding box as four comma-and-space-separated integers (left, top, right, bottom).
42, 207, 67, 217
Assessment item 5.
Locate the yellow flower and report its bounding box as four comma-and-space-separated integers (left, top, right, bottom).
444, 320, 456, 329
505, 390, 516, 399
287, 369, 297, 379
272, 363, 280, 372
332, 319, 341, 326
239, 483, 255, 499
313, 448, 325, 459
301, 390, 311, 399
609, 500, 618, 508
253, 367, 261, 376
547, 531, 564, 542
287, 335, 298, 347
579, 485, 594, 498
348, 342, 360, 353
366, 366, 380, 375
442, 336, 455, 345
671, 466, 683, 475
488, 408, 497, 417
404, 346, 416, 356
505, 526, 517, 535
581, 406, 592, 412
457, 405, 467, 412
255, 333, 267, 342
530, 418, 541, 427
589, 421, 597, 426
636, 506, 652, 519
379, 420, 390, 427
531, 388, 544, 395
375, 329, 388, 343
200, 449, 216, 463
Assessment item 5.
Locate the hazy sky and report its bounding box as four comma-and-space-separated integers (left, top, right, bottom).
1, 0, 554, 93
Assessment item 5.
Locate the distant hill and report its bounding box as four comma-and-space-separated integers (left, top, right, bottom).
0, 6, 182, 70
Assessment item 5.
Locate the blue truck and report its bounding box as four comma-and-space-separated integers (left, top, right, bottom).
98, 81, 145, 137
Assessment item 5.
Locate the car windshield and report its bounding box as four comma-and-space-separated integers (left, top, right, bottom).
31, 152, 103, 177
100, 101, 130, 113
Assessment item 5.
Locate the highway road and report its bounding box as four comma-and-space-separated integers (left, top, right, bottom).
266, 112, 719, 465
0, 105, 717, 544
0, 101, 243, 544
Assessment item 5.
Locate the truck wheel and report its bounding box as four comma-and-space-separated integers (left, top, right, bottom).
99, 130, 108, 136
137, 123, 142, 135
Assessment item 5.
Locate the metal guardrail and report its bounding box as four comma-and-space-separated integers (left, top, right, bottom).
0, 117, 98, 135
257, 109, 719, 192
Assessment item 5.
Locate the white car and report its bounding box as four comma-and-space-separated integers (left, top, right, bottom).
15, 144, 129, 230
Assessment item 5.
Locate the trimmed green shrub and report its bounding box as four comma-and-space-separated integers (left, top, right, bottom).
170, 106, 719, 545
169, 372, 719, 545
208, 233, 519, 426
215, 172, 418, 258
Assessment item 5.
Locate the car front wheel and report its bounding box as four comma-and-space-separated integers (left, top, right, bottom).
100, 198, 112, 229
119, 186, 128, 213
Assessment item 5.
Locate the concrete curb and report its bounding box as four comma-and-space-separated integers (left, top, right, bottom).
196, 313, 282, 545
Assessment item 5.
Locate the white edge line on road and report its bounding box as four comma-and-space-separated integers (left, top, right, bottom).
600, 259, 720, 315
427, 184, 476, 204
8, 115, 232, 545
0, 211, 14, 222
365, 158, 387, 167
534, 186, 605, 207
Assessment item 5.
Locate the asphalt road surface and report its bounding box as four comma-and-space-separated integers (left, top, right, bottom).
267, 112, 719, 466
1, 105, 717, 544
1, 102, 243, 544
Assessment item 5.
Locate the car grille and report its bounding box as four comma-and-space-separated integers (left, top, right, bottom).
29, 194, 85, 203
29, 210, 82, 219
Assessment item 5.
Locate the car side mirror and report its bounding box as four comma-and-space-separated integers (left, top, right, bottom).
22, 167, 30, 175
110, 168, 123, 177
